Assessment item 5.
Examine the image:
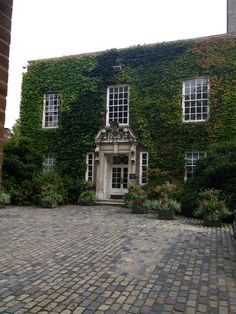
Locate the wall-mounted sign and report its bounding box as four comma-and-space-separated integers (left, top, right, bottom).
129, 174, 136, 179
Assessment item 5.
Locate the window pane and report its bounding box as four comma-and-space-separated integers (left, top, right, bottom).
183, 78, 209, 122
107, 85, 129, 125
43, 93, 60, 128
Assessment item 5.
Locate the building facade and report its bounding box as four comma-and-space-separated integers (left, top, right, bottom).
0, 0, 13, 176
20, 2, 236, 201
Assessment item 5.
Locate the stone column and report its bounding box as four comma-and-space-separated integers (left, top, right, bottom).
0, 0, 13, 176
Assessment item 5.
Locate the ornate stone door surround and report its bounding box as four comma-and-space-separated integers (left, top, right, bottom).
95, 122, 137, 200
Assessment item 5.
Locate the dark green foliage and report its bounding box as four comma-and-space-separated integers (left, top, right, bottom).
62, 177, 89, 205
144, 168, 172, 199
2, 137, 42, 205
33, 171, 67, 205
78, 191, 96, 206
181, 142, 236, 215
55, 90, 103, 179
0, 191, 11, 207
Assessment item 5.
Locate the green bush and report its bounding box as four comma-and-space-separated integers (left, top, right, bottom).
0, 191, 11, 207
181, 142, 236, 216
33, 171, 67, 205
78, 191, 96, 205
63, 177, 89, 204
156, 198, 181, 213
39, 184, 63, 208
194, 189, 230, 222
145, 168, 172, 199
2, 136, 42, 205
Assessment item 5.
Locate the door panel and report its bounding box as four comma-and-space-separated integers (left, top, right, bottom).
110, 155, 129, 196
112, 167, 121, 188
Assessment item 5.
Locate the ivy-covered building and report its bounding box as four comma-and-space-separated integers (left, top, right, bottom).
20, 5, 236, 201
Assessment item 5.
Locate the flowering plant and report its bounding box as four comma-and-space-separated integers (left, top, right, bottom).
155, 182, 177, 200
123, 185, 147, 212
194, 189, 230, 222
154, 182, 181, 215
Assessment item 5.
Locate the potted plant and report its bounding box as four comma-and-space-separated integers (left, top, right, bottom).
0, 191, 11, 208
155, 182, 181, 219
156, 198, 181, 219
194, 189, 230, 227
123, 185, 147, 214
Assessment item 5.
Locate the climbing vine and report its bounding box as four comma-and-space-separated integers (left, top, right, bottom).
20, 34, 236, 181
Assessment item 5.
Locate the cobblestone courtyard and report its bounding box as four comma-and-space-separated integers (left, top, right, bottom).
0, 206, 236, 314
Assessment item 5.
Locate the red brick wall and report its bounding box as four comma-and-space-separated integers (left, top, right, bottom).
0, 0, 13, 176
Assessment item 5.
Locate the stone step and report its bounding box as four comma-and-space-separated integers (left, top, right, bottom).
96, 199, 124, 206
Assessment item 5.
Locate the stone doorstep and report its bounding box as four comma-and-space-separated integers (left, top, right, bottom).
95, 199, 124, 206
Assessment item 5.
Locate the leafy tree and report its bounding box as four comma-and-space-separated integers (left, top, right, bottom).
11, 118, 21, 138
2, 136, 42, 204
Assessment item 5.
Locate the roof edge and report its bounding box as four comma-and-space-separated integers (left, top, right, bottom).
28, 33, 235, 64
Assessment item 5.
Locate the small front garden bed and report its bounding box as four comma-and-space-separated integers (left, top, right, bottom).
124, 182, 181, 220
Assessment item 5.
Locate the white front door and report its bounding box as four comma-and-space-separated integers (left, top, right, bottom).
111, 155, 129, 197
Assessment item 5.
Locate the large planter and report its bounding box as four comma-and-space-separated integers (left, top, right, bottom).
132, 206, 146, 214
203, 213, 222, 227
158, 210, 175, 220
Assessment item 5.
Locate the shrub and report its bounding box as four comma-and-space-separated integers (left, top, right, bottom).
63, 177, 89, 204
2, 136, 42, 205
194, 189, 230, 222
39, 183, 63, 208
189, 143, 235, 205
78, 191, 96, 205
181, 142, 236, 216
155, 182, 177, 200
145, 168, 171, 198
0, 191, 11, 207
153, 182, 181, 216
156, 198, 181, 213
33, 172, 67, 205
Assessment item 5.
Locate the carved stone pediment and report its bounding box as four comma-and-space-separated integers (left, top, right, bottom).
95, 122, 137, 144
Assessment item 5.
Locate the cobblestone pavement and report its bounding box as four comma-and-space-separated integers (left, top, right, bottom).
0, 206, 236, 314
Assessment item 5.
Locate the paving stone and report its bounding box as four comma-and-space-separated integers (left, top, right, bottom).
0, 206, 235, 314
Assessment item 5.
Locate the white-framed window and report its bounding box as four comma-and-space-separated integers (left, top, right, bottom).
42, 92, 60, 128
85, 153, 94, 182
183, 78, 209, 122
139, 152, 149, 185
185, 152, 206, 181
43, 154, 56, 172
106, 85, 129, 126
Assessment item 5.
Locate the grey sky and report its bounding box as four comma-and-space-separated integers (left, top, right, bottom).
6, 0, 227, 128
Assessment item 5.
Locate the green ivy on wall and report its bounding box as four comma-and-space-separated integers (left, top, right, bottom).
20, 34, 236, 180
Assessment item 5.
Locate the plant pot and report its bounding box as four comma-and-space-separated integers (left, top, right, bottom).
203, 214, 222, 227
132, 206, 146, 214
158, 210, 175, 220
